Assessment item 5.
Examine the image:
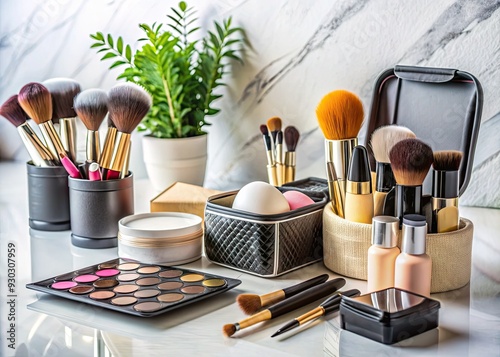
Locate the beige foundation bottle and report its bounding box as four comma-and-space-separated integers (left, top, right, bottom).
394, 214, 432, 297
367, 216, 400, 293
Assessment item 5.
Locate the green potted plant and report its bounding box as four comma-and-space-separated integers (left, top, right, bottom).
90, 1, 244, 190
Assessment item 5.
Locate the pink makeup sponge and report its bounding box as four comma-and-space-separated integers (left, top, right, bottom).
283, 190, 315, 210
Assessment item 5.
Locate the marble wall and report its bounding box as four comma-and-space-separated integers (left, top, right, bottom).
0, 0, 499, 206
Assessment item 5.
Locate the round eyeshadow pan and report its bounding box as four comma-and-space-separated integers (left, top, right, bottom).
136, 277, 161, 286
89, 291, 115, 300
98, 262, 117, 269
69, 285, 95, 295
93, 279, 119, 288
114, 285, 139, 294
111, 296, 137, 306
117, 263, 141, 271
117, 273, 140, 282
74, 274, 99, 283
158, 281, 183, 290
202, 278, 226, 288
51, 281, 77, 290
157, 293, 184, 303
180, 274, 204, 282
134, 289, 160, 298
54, 273, 75, 281
181, 285, 205, 294
134, 301, 163, 312
137, 266, 161, 274
159, 270, 183, 278
95, 269, 120, 277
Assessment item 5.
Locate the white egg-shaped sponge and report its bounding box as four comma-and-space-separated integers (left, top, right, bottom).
232, 181, 290, 215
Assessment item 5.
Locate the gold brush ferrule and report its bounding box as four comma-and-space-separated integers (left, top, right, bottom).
99, 127, 117, 169
39, 121, 66, 165
86, 130, 101, 162
59, 117, 77, 162
260, 290, 286, 307
325, 138, 358, 195
284, 151, 296, 184
120, 140, 131, 179
346, 181, 372, 195
297, 307, 325, 326
327, 161, 344, 218
266, 149, 275, 166
238, 309, 272, 329
267, 165, 278, 186
17, 124, 57, 167
110, 132, 131, 172
276, 143, 283, 165
276, 163, 284, 187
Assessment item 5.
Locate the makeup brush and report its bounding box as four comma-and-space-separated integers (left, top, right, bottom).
276, 130, 284, 186
223, 278, 346, 337
284, 126, 300, 184
260, 124, 278, 186
316, 90, 364, 218
43, 78, 81, 163
100, 116, 117, 179
74, 88, 108, 163
431, 150, 463, 233
369, 125, 416, 216
389, 139, 434, 226
106, 83, 151, 179
0, 95, 56, 167
18, 82, 67, 165
267, 116, 282, 153
271, 289, 360, 338
236, 274, 330, 315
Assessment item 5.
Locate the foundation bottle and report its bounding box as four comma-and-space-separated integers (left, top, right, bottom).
367, 216, 400, 293
344, 145, 374, 224
394, 214, 432, 297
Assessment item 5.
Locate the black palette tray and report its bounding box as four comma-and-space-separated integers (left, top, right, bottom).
27, 259, 242, 317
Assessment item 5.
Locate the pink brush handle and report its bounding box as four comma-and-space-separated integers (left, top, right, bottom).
60, 154, 82, 179
88, 162, 102, 181
106, 170, 120, 180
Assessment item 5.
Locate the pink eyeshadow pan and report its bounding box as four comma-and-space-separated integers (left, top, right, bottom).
52, 281, 78, 290
74, 274, 99, 283
95, 269, 120, 277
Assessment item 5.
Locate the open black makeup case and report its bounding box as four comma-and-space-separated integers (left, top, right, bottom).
204, 178, 329, 277
323, 65, 483, 293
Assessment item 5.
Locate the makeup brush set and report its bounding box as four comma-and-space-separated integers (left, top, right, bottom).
259, 117, 301, 186
321, 65, 482, 293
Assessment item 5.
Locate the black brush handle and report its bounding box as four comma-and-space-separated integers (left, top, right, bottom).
321, 289, 360, 315
269, 278, 345, 318
282, 274, 329, 298
395, 184, 422, 227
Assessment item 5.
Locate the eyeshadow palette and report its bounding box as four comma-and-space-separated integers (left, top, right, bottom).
27, 259, 242, 317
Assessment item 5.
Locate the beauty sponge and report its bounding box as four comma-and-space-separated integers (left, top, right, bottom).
283, 190, 315, 210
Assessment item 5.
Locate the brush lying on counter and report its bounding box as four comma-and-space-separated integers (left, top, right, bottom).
271, 288, 360, 337
236, 274, 329, 315
223, 278, 346, 337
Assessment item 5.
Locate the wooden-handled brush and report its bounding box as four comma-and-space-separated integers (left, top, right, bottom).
223, 278, 346, 337
284, 126, 300, 184
316, 90, 364, 218
389, 138, 434, 227
236, 274, 329, 315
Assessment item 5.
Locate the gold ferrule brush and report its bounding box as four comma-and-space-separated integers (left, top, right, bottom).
59, 117, 77, 162
38, 121, 67, 165
120, 139, 131, 179
276, 142, 284, 186
234, 310, 272, 331
17, 124, 57, 167
431, 169, 460, 233
326, 162, 344, 218
284, 151, 296, 184
267, 165, 278, 186
110, 131, 131, 172
99, 126, 117, 169
86, 130, 101, 162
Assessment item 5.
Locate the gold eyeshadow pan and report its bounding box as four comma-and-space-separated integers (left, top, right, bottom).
27, 258, 241, 317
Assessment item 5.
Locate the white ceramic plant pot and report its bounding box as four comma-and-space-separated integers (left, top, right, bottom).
142, 134, 208, 192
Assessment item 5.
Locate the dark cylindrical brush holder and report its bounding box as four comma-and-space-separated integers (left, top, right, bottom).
68, 174, 134, 249
27, 162, 71, 231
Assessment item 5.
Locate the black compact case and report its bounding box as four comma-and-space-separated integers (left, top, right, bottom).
365, 65, 483, 195
339, 288, 441, 344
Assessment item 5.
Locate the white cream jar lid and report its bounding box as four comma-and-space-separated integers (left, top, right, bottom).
118, 212, 202, 239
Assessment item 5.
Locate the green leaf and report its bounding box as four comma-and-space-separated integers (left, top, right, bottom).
92, 32, 105, 41
90, 43, 104, 48
107, 34, 114, 47
117, 36, 123, 54
109, 60, 127, 69
125, 45, 132, 62
179, 1, 187, 11
101, 52, 118, 60
214, 22, 225, 41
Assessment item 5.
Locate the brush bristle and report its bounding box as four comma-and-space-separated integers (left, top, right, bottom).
316, 90, 364, 140
0, 95, 29, 127
222, 324, 237, 337
236, 294, 262, 315
370, 125, 416, 163
284, 126, 300, 152
277, 130, 283, 144
267, 117, 282, 132
389, 138, 434, 186
260, 124, 269, 136
18, 82, 53, 124
43, 78, 81, 119
74, 89, 108, 131
108, 83, 152, 133
433, 150, 463, 171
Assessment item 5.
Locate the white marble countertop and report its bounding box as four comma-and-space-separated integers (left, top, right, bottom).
0, 161, 499, 357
